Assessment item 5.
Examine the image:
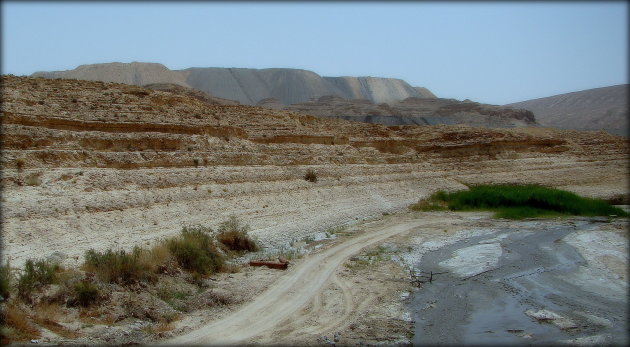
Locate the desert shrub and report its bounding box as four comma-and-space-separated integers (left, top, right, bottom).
0, 262, 11, 300
424, 184, 628, 219
1, 303, 41, 343
165, 226, 224, 276
217, 216, 259, 252
304, 169, 318, 183
72, 280, 100, 307
17, 259, 61, 300
83, 246, 156, 284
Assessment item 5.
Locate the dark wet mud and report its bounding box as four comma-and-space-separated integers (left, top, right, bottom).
410, 218, 628, 345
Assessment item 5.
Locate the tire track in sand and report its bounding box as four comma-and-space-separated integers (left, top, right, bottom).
166, 216, 451, 345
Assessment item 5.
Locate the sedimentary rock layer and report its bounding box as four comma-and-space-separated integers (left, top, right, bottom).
2, 75, 627, 268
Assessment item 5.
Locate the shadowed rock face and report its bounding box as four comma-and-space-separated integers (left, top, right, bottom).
257, 95, 537, 128
32, 62, 434, 106
506, 85, 629, 137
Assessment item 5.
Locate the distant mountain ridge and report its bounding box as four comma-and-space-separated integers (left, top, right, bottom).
32, 62, 435, 106
506, 84, 628, 136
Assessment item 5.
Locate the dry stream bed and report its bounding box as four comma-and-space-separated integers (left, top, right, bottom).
5, 211, 628, 346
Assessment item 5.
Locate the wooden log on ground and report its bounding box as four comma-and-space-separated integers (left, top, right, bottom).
249, 260, 289, 270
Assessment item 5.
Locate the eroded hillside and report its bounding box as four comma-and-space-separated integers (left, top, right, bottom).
507, 84, 629, 136
1, 75, 628, 268
257, 95, 536, 128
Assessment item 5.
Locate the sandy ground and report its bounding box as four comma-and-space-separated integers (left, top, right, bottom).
160, 211, 628, 346
6, 211, 627, 346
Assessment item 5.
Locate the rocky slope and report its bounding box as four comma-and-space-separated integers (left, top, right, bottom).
507, 84, 629, 136
257, 95, 536, 128
31, 62, 434, 105
2, 75, 628, 269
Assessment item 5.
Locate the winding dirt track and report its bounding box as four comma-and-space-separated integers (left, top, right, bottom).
166, 216, 449, 345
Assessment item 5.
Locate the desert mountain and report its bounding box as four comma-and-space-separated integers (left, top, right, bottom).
32, 62, 536, 128
506, 84, 628, 136
32, 62, 433, 105
2, 75, 628, 269
257, 95, 536, 128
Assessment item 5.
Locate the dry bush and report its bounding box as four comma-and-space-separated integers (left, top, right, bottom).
165, 226, 224, 277
78, 305, 117, 325
31, 312, 79, 339
217, 216, 259, 253
72, 280, 100, 307
304, 169, 318, 183
1, 303, 41, 343
83, 246, 159, 284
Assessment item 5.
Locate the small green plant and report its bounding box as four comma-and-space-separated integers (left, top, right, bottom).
217, 216, 259, 252
17, 259, 61, 300
73, 280, 100, 307
304, 169, 318, 183
165, 226, 225, 276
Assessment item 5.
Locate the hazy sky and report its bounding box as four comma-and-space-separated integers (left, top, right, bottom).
2, 1, 627, 104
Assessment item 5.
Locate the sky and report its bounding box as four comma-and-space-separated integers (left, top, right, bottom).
2, 1, 628, 105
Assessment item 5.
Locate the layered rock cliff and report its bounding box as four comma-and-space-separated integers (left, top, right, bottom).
2, 75, 628, 268
257, 95, 537, 128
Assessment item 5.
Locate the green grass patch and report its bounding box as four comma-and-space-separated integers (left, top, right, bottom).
413, 184, 628, 219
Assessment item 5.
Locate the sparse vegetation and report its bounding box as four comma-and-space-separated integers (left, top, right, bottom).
345, 245, 389, 270
166, 225, 225, 276
413, 184, 629, 219
83, 246, 158, 284
1, 303, 41, 342
217, 216, 259, 252
72, 280, 100, 307
1, 217, 260, 343
304, 168, 318, 183
17, 259, 61, 300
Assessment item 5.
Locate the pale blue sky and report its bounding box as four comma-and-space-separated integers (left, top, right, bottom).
2, 1, 627, 104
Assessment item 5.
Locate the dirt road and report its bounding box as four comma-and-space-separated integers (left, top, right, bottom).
166, 216, 453, 345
